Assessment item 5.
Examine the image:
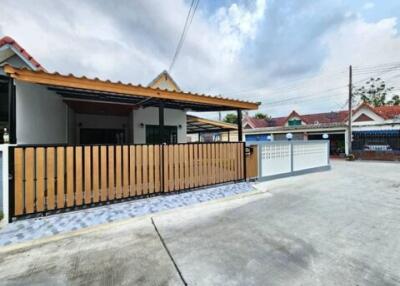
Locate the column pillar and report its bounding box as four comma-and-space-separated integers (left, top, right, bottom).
158, 102, 165, 144
237, 109, 243, 142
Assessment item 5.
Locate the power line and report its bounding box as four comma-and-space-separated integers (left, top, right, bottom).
168, 0, 200, 72
225, 68, 347, 97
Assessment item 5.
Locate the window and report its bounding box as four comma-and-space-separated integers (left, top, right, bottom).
146, 125, 178, 144
288, 119, 302, 126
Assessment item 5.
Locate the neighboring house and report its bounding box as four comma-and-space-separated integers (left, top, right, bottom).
0, 36, 258, 145
0, 36, 45, 72
243, 104, 400, 157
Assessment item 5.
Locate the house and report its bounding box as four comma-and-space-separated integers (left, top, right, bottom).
0, 36, 258, 146
0, 36, 259, 222
243, 104, 400, 158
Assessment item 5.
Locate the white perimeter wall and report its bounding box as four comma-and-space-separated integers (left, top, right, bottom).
132, 107, 187, 144
16, 81, 67, 144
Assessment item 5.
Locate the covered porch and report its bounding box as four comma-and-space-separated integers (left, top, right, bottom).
4, 65, 257, 145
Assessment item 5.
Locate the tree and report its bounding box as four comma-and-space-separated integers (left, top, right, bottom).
353, 77, 399, 107
387, 95, 400, 106
223, 113, 238, 124
254, 112, 270, 120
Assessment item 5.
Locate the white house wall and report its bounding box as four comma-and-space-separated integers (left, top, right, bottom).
132, 107, 187, 144
16, 81, 67, 144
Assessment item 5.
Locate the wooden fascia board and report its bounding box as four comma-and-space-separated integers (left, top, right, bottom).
4, 65, 259, 110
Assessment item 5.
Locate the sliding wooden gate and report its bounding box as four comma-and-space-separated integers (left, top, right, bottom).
9, 142, 245, 219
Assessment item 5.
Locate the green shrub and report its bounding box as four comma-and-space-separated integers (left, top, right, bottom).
0, 211, 3, 222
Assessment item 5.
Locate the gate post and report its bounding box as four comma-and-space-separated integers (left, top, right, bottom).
0, 145, 11, 225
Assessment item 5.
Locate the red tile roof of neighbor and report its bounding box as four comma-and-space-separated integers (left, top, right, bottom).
0, 36, 45, 70
246, 104, 400, 128
373, 105, 400, 119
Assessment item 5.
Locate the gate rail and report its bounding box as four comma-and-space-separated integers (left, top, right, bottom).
9, 142, 245, 220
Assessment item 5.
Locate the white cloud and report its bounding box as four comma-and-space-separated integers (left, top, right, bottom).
363, 2, 375, 10
213, 0, 266, 62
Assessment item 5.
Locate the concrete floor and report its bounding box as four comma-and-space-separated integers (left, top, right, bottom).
1, 160, 399, 285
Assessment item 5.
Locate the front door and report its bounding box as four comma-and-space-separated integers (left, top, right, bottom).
80, 128, 125, 144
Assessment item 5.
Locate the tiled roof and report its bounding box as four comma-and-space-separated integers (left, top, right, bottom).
0, 36, 45, 70
374, 105, 400, 119
244, 105, 400, 129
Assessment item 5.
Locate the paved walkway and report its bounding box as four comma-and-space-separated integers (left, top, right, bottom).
0, 182, 253, 246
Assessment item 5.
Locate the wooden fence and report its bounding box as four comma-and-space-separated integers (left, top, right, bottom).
9, 142, 245, 218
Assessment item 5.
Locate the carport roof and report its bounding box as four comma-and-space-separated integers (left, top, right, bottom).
187, 115, 237, 134
3, 65, 260, 111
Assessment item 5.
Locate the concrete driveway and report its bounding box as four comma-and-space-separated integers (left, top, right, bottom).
1, 160, 400, 285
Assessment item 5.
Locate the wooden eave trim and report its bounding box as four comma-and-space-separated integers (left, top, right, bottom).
4, 65, 259, 110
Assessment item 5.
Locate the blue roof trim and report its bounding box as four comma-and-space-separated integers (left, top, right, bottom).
353, 130, 400, 136
245, 134, 271, 141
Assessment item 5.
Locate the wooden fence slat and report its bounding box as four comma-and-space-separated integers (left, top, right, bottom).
168, 145, 174, 191
115, 146, 122, 199
154, 145, 160, 193
179, 145, 184, 190
211, 144, 216, 185
189, 144, 194, 188
75, 147, 83, 206
202, 144, 208, 186
100, 146, 108, 201
108, 146, 115, 200
215, 144, 220, 184
163, 145, 169, 192
84, 146, 92, 204
136, 145, 142, 195
123, 146, 129, 198
198, 144, 202, 187
66, 147, 74, 207
193, 145, 198, 187
24, 148, 35, 214
142, 145, 148, 195
46, 148, 55, 210
234, 144, 238, 180
57, 147, 65, 209
148, 145, 154, 194
207, 144, 212, 185
173, 145, 179, 190
228, 143, 232, 181
92, 146, 100, 203
35, 148, 45, 212
240, 143, 244, 179
184, 145, 189, 189
130, 146, 136, 196
221, 144, 226, 182
14, 148, 24, 215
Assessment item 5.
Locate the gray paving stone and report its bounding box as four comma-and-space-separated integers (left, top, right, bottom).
0, 182, 253, 246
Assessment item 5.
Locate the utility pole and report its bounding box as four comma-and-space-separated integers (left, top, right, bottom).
348, 65, 353, 155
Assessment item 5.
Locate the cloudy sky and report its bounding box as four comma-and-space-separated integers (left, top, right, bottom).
1, 0, 400, 118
